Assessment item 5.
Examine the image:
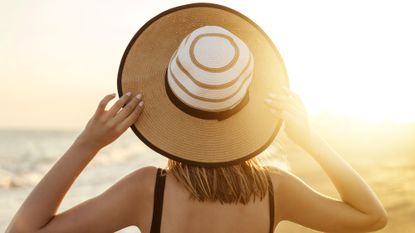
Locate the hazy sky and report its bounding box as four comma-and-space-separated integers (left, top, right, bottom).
1, 0, 414, 130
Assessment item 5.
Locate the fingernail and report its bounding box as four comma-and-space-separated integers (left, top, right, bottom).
125, 92, 131, 96
139, 101, 144, 107
136, 93, 142, 99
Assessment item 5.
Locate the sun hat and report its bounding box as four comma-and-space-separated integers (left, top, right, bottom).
117, 3, 289, 167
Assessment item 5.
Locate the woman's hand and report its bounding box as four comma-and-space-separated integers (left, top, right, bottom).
77, 92, 144, 151
265, 86, 313, 150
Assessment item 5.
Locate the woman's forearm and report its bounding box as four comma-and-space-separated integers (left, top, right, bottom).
7, 135, 99, 232
303, 131, 387, 220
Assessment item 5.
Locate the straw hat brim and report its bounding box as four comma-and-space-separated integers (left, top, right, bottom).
117, 3, 289, 167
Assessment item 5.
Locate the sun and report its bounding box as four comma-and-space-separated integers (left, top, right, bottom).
298, 78, 415, 123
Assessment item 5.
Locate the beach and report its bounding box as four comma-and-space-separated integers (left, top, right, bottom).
1, 113, 414, 232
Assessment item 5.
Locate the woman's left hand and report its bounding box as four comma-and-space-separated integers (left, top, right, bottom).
77, 92, 144, 151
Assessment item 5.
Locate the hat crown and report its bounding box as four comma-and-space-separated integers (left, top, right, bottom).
167, 26, 254, 112
192, 29, 236, 69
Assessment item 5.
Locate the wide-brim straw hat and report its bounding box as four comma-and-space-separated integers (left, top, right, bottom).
117, 3, 289, 167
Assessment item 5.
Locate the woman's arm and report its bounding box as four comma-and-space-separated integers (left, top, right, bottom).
6, 92, 145, 233
266, 87, 387, 232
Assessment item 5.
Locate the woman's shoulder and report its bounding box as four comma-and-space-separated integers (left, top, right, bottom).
118, 166, 159, 227
129, 165, 159, 176
262, 165, 299, 194
263, 165, 295, 179
113, 166, 159, 202
126, 166, 159, 187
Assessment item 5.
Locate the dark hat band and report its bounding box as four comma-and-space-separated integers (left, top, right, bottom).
164, 69, 250, 121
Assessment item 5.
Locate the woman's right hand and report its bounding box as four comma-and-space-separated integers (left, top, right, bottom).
264, 86, 314, 150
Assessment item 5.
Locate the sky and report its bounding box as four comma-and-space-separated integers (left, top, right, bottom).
1, 0, 414, 130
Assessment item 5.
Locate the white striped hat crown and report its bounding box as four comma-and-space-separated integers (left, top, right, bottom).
167, 26, 254, 112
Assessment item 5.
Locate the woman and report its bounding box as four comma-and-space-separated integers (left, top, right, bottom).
6, 3, 387, 233
6, 87, 387, 233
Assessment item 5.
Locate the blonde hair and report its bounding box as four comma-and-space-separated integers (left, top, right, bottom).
166, 157, 272, 204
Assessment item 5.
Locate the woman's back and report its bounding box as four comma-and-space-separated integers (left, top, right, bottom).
137, 167, 276, 233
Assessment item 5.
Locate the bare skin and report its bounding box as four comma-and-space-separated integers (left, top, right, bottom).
5, 87, 387, 233
266, 87, 388, 232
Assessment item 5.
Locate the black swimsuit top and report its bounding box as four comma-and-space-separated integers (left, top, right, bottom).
149, 168, 275, 233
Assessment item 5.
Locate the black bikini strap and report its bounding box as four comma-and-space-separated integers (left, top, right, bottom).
266, 172, 275, 233
150, 168, 167, 233
149, 168, 273, 233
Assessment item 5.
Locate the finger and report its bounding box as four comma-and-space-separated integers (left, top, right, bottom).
268, 91, 292, 99
271, 87, 299, 101
268, 93, 306, 113
280, 88, 306, 107
116, 100, 144, 132
269, 109, 297, 123
269, 110, 303, 130
269, 104, 304, 121
265, 99, 301, 114
269, 87, 294, 98
112, 93, 142, 124
266, 93, 306, 115
265, 97, 305, 114
95, 93, 116, 115
268, 90, 288, 99
105, 92, 132, 119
